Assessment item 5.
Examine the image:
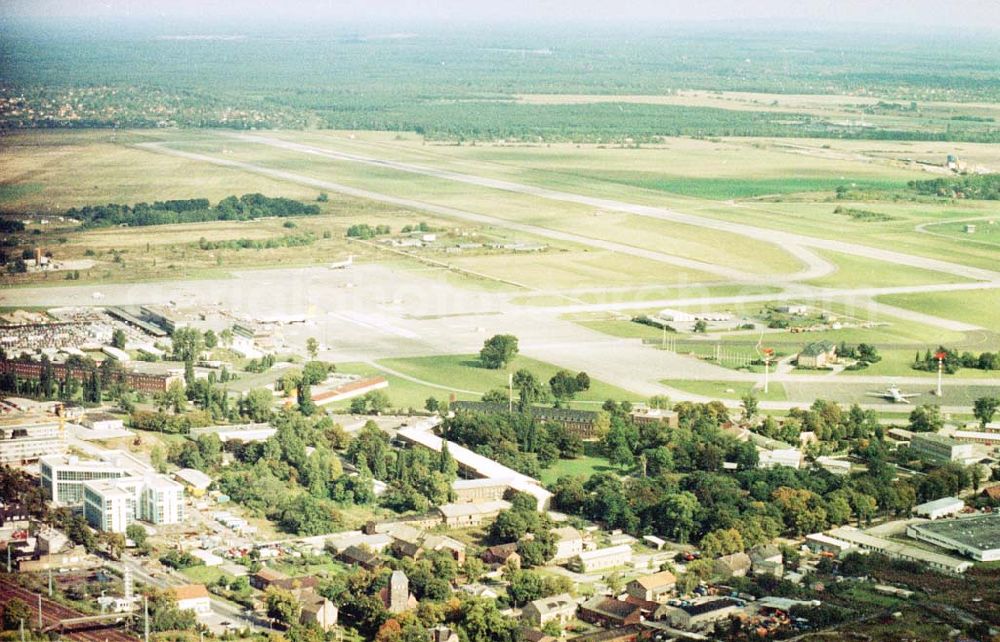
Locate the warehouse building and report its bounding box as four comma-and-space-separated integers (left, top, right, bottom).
828, 526, 972, 574
570, 545, 632, 573
913, 497, 964, 520
906, 513, 1000, 562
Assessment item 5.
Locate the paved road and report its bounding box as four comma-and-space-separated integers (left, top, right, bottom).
116, 557, 261, 632
232, 133, 1000, 284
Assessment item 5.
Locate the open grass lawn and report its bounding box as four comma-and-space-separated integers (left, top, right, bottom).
877, 289, 1000, 334
180, 565, 229, 586
330, 361, 482, 412
374, 354, 642, 405
540, 442, 618, 485
804, 249, 971, 289
662, 378, 787, 402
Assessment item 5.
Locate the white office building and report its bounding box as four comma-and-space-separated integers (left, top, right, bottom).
83, 474, 185, 533
40, 455, 128, 506
84, 477, 141, 534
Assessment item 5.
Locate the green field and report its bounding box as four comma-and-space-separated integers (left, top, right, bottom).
878, 289, 1000, 334
805, 250, 971, 289
374, 354, 641, 406
663, 379, 787, 402
180, 565, 229, 585
539, 443, 617, 485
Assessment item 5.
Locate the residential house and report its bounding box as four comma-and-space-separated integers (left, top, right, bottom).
626, 570, 676, 603
250, 567, 288, 591
712, 552, 752, 579
551, 526, 584, 562
482, 543, 521, 568
655, 597, 742, 630
521, 593, 577, 627
338, 545, 381, 570
629, 408, 679, 429
749, 544, 783, 578
797, 341, 837, 368
423, 534, 466, 563
578, 596, 642, 628
300, 595, 338, 632
173, 584, 211, 614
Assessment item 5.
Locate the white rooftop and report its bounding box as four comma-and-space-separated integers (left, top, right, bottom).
914, 497, 964, 513
576, 544, 632, 561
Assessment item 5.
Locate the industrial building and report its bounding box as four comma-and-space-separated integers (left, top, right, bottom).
906, 514, 1000, 562
0, 413, 65, 465
827, 526, 972, 574
570, 544, 632, 573
909, 433, 981, 466
913, 497, 965, 520
397, 421, 552, 510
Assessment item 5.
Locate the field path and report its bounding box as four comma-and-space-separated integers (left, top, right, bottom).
232, 133, 1000, 284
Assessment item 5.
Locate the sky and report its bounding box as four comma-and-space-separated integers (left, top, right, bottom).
4, 0, 1000, 31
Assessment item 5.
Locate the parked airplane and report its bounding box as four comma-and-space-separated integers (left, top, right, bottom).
330, 255, 353, 270
866, 386, 921, 404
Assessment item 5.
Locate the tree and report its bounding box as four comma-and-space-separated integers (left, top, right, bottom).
908, 404, 944, 433
479, 334, 519, 369
548, 370, 588, 403
306, 337, 319, 359
112, 328, 127, 349
298, 381, 316, 416
265, 586, 301, 626
973, 396, 999, 428
741, 394, 759, 421
1, 597, 31, 631
425, 397, 441, 413
203, 329, 218, 349
126, 524, 147, 547
693, 320, 708, 333
660, 492, 699, 543
242, 388, 274, 422
512, 369, 544, 409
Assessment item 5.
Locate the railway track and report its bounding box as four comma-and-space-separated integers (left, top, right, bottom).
0, 578, 137, 642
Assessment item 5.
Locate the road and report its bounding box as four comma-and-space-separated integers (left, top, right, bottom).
0, 576, 137, 642
115, 557, 262, 632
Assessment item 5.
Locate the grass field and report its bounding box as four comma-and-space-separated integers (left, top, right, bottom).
374, 354, 641, 406
877, 289, 1000, 334
540, 443, 617, 485
180, 565, 228, 585
663, 379, 788, 402
804, 249, 971, 289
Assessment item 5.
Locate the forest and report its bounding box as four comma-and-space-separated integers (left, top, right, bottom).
2, 23, 999, 142
63, 193, 321, 228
